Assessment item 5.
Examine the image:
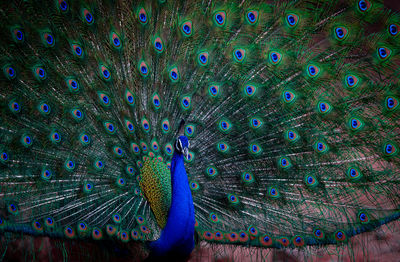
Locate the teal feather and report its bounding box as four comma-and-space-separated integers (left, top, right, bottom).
0, 0, 400, 260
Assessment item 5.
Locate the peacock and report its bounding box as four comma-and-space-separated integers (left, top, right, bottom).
0, 0, 399, 260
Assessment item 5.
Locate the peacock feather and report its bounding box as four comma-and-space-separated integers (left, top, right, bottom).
0, 0, 399, 260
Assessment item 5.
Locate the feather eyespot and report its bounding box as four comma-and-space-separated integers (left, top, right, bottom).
125, 90, 135, 106
99, 65, 111, 81
1, 151, 9, 163
377, 47, 392, 61
50, 131, 61, 144
335, 230, 346, 242
141, 118, 150, 132
249, 143, 262, 155
126, 165, 134, 175
242, 172, 254, 183
285, 129, 299, 142
203, 231, 214, 240
125, 119, 135, 133
210, 213, 219, 223
239, 232, 249, 242
269, 51, 282, 64
218, 119, 232, 133
228, 194, 239, 204
190, 181, 199, 190
345, 74, 360, 89
206, 166, 218, 177
151, 93, 161, 109
71, 43, 84, 58
244, 84, 256, 97
131, 230, 139, 240
82, 8, 94, 24
110, 32, 122, 49
307, 64, 320, 78
347, 167, 362, 180
79, 133, 90, 146
314, 229, 325, 239
66, 78, 80, 92
250, 117, 262, 129
217, 142, 229, 153
268, 187, 280, 198
83, 182, 93, 194
92, 228, 103, 240
248, 226, 258, 236
383, 142, 398, 156
9, 100, 20, 113
349, 117, 364, 131
32, 220, 43, 232
117, 177, 125, 186
3, 65, 17, 80
286, 13, 299, 27
246, 10, 259, 25
358, 211, 369, 224
318, 101, 332, 114
388, 24, 400, 36
113, 146, 124, 158
181, 21, 192, 36
138, 61, 149, 77
78, 222, 89, 234
385, 96, 399, 111
153, 37, 164, 53
98, 92, 111, 107
214, 231, 223, 241
283, 90, 296, 103
71, 108, 84, 121
185, 125, 195, 137
161, 119, 170, 133
141, 142, 148, 153
104, 121, 116, 135
65, 159, 75, 171
138, 8, 148, 24
315, 141, 328, 153
65, 226, 75, 238
33, 66, 47, 81
214, 11, 226, 27
106, 225, 117, 236
58, 0, 69, 13
279, 157, 291, 169
94, 160, 104, 170
42, 32, 55, 47
38, 102, 51, 115
358, 0, 372, 13
113, 213, 121, 223
151, 140, 159, 152
180, 96, 191, 110
293, 235, 305, 247
233, 48, 245, 62
120, 231, 129, 242
131, 143, 140, 155
12, 27, 24, 43
8, 203, 18, 215
260, 235, 273, 246
305, 174, 318, 187
334, 26, 348, 40
208, 84, 220, 97
169, 66, 180, 82
198, 51, 209, 66
21, 134, 33, 147
165, 144, 173, 155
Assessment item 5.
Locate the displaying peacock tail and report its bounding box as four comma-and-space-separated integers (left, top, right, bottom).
0, 0, 399, 260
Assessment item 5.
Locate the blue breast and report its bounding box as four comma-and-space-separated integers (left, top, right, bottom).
149, 152, 195, 257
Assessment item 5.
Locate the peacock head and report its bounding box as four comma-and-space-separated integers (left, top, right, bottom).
175, 136, 190, 159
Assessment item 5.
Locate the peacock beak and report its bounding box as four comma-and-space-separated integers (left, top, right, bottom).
183, 147, 189, 159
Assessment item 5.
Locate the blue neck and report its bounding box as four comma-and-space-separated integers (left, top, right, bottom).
149, 152, 195, 257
